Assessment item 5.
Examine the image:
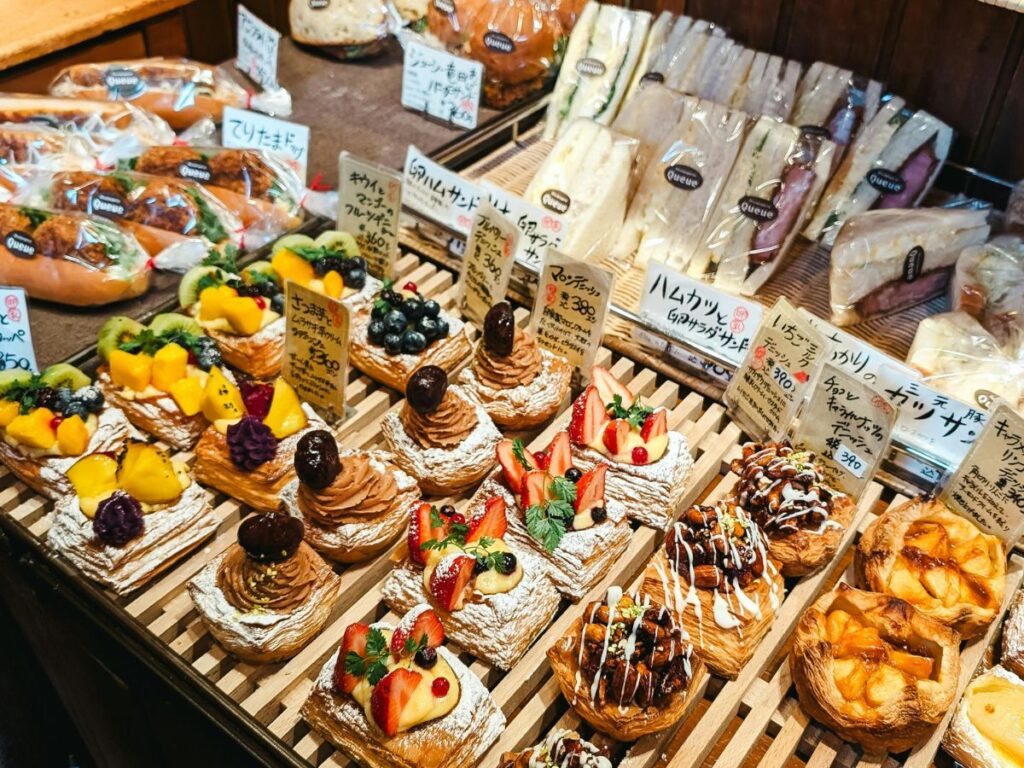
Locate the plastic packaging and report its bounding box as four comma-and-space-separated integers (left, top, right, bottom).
691, 116, 834, 295
542, 0, 590, 36
289, 0, 394, 59
0, 123, 97, 198
393, 0, 429, 29
828, 206, 990, 327
658, 19, 725, 97
951, 235, 1024, 345
610, 81, 687, 192
426, 0, 480, 49
0, 203, 150, 305
1007, 179, 1024, 234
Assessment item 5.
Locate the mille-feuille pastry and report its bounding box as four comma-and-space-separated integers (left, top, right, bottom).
48, 442, 217, 594
730, 440, 856, 577
942, 665, 1024, 768
499, 729, 613, 768
301, 604, 506, 768
458, 302, 571, 429
381, 365, 501, 496
547, 588, 706, 741
472, 430, 631, 601
281, 429, 419, 562
856, 496, 1006, 640
381, 496, 561, 670
790, 583, 961, 753
95, 312, 226, 449
0, 363, 130, 499
350, 278, 472, 392
568, 365, 693, 529
193, 374, 322, 512
642, 499, 784, 679
188, 511, 342, 662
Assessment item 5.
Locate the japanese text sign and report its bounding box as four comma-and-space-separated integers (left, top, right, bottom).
338, 152, 402, 280
402, 146, 480, 237
284, 282, 348, 422
223, 107, 309, 182
0, 288, 36, 372
799, 309, 898, 385
458, 199, 519, 326
402, 39, 482, 130
237, 5, 280, 90
481, 181, 568, 269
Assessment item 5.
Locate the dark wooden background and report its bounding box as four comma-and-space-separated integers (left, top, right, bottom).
1, 0, 1022, 181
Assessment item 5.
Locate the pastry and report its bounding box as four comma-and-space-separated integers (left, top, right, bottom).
1000, 588, 1024, 679
192, 375, 322, 512
95, 312, 227, 450
301, 604, 506, 768
790, 583, 961, 753
47, 442, 217, 594
856, 496, 1006, 640
547, 587, 705, 741
942, 665, 1024, 768
0, 364, 131, 499
281, 429, 420, 562
730, 440, 856, 577
381, 365, 501, 496
350, 279, 472, 392
642, 500, 784, 679
458, 302, 571, 429
381, 496, 561, 670
179, 232, 378, 379
567, 365, 693, 530
499, 729, 613, 767
471, 430, 631, 601
188, 512, 342, 662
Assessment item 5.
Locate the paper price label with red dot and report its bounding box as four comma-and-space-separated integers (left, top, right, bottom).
0, 287, 36, 373
458, 199, 520, 327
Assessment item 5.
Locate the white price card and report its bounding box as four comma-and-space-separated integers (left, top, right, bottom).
401, 39, 483, 130
0, 287, 36, 373
640, 261, 763, 368
799, 309, 899, 385
481, 181, 568, 269
402, 145, 480, 237
458, 199, 519, 326
223, 107, 309, 182
338, 151, 402, 280
236, 5, 281, 90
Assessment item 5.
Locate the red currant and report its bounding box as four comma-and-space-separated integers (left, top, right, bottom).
449, 513, 466, 525
402, 281, 418, 292
431, 677, 450, 697
534, 451, 549, 469
49, 416, 63, 430
253, 296, 267, 310
632, 446, 649, 465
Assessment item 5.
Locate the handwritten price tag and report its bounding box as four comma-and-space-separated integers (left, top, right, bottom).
0, 287, 36, 372
458, 199, 519, 326
223, 107, 309, 182
481, 181, 568, 269
530, 249, 614, 376
401, 39, 482, 130
236, 5, 280, 90
284, 282, 348, 422
338, 151, 402, 280
402, 146, 480, 237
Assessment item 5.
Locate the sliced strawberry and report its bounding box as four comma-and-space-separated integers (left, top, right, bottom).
333, 622, 370, 694
534, 450, 549, 469
592, 366, 634, 409
520, 469, 552, 510
569, 385, 608, 446
390, 607, 445, 657
466, 496, 507, 543
496, 439, 538, 493
408, 502, 448, 566
575, 465, 607, 514
641, 409, 668, 441
428, 554, 476, 611
370, 667, 422, 737
546, 431, 572, 477
602, 419, 631, 455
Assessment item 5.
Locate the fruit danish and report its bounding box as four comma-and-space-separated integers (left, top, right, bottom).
281, 429, 420, 562
470, 430, 631, 601
188, 512, 342, 662
568, 365, 693, 530
1001, 588, 1024, 680
349, 279, 472, 392
0, 364, 130, 499
499, 729, 613, 768
48, 442, 217, 594
458, 302, 572, 429
192, 376, 322, 512
730, 440, 855, 576
790, 584, 961, 753
643, 499, 784, 678
381, 365, 502, 495
301, 604, 506, 768
942, 665, 1024, 768
856, 496, 1006, 640
547, 588, 706, 741
381, 497, 561, 670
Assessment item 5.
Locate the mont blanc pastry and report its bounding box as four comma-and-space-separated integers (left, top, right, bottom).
731, 440, 855, 576
0, 363, 130, 498
643, 500, 784, 678
381, 496, 561, 670
301, 605, 506, 768
499, 729, 613, 768
48, 442, 217, 594
382, 365, 502, 495
547, 588, 705, 741
942, 665, 1024, 768
568, 365, 693, 529
281, 429, 420, 562
188, 512, 342, 662
458, 302, 571, 429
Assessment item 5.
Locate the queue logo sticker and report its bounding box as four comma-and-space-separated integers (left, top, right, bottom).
800, 124, 832, 140
483, 31, 515, 53
91, 192, 127, 218
540, 189, 571, 214
866, 168, 906, 195
640, 71, 665, 85
104, 67, 144, 98
4, 231, 36, 259
902, 245, 924, 283
178, 159, 212, 183
308, 0, 329, 7
576, 58, 606, 77
665, 164, 703, 191
738, 195, 778, 223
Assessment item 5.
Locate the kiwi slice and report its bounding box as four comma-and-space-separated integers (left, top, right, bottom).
178, 265, 224, 308
148, 313, 203, 338
241, 260, 277, 283
271, 234, 315, 255
314, 230, 360, 257
39, 363, 90, 391
0, 370, 32, 395
98, 316, 145, 361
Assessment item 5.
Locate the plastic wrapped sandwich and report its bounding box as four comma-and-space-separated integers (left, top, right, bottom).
289, 0, 392, 59
951, 236, 1024, 346
610, 82, 688, 193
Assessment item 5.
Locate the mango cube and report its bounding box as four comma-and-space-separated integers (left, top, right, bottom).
66, 454, 120, 518
263, 378, 307, 439
117, 443, 183, 504
56, 415, 90, 456
109, 350, 153, 392
6, 408, 57, 450
271, 249, 315, 288
0, 400, 20, 427
223, 296, 263, 336
201, 367, 245, 423
322, 270, 344, 299
152, 343, 189, 392
169, 377, 204, 416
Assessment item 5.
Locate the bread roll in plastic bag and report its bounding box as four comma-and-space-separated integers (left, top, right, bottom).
289, 0, 393, 60
427, 0, 480, 49
951, 235, 1024, 346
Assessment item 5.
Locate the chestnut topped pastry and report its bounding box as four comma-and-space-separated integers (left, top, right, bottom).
459, 302, 571, 429
382, 365, 501, 495
499, 729, 612, 768
730, 440, 855, 576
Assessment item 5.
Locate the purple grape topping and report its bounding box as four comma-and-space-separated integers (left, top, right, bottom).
227, 416, 278, 471
93, 492, 144, 547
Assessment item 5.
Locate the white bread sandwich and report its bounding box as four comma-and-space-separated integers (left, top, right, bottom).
731, 52, 801, 121
790, 62, 882, 166
623, 10, 677, 101
611, 81, 688, 194
663, 20, 729, 95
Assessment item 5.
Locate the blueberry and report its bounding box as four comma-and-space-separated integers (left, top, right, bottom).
473, 558, 488, 574
271, 293, 285, 314
495, 552, 518, 575
414, 647, 437, 669
63, 401, 89, 419
370, 302, 388, 320
417, 317, 439, 340
196, 347, 223, 371
404, 299, 426, 321
439, 504, 456, 517
565, 467, 582, 482
56, 387, 74, 411
312, 258, 330, 276
74, 386, 105, 414
383, 333, 403, 355
422, 300, 441, 318
350, 257, 367, 272
590, 507, 607, 523
401, 330, 427, 354
35, 387, 59, 410
382, 289, 402, 306
434, 318, 450, 339
346, 268, 366, 290
383, 310, 408, 335
367, 319, 387, 345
